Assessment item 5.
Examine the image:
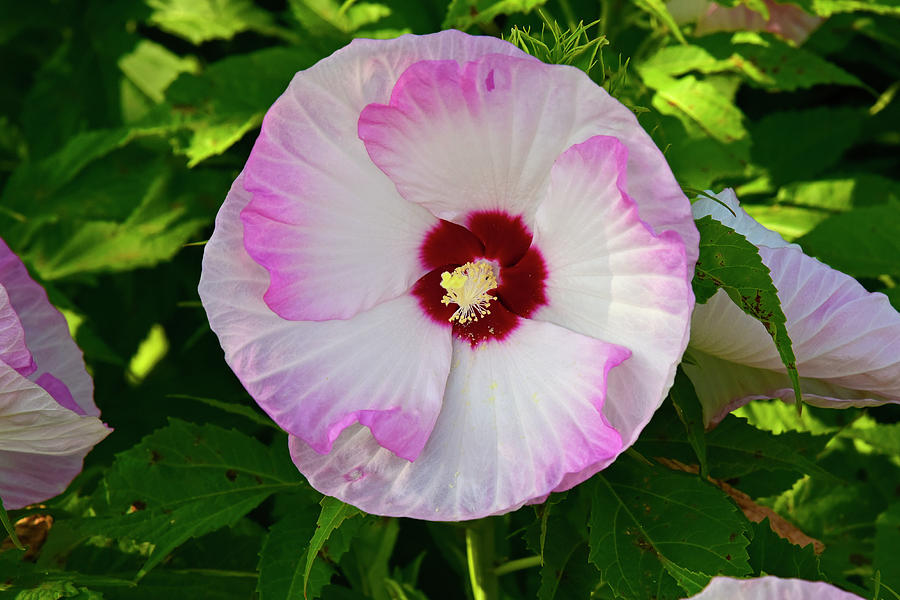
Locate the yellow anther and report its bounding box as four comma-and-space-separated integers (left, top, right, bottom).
439, 261, 498, 325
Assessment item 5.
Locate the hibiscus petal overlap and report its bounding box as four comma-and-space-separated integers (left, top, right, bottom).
200, 30, 697, 520
0, 239, 110, 509
687, 189, 900, 425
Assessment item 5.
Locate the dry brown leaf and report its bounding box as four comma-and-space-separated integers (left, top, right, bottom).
1, 513, 54, 560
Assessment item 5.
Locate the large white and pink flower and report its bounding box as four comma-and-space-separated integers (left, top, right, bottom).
0, 239, 110, 510
687, 189, 900, 425
686, 576, 865, 599
199, 30, 697, 520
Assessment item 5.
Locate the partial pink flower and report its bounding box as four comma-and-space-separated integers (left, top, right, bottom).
686, 576, 864, 599
199, 30, 697, 520
668, 0, 823, 44
687, 189, 900, 426
0, 239, 110, 510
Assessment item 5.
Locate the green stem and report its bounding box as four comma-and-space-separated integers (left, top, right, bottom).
465, 519, 498, 600
0, 497, 24, 551
494, 555, 541, 576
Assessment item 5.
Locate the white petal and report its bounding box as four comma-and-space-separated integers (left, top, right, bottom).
532, 136, 694, 452
239, 31, 525, 322
200, 174, 451, 461
687, 576, 864, 600
289, 319, 627, 520
0, 362, 109, 509
0, 240, 96, 416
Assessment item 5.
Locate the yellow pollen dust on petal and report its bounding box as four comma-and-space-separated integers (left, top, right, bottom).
439, 261, 498, 325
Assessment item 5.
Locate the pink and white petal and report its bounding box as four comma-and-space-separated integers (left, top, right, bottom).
687, 576, 864, 600
201, 174, 451, 461
531, 136, 693, 454
358, 53, 697, 265
0, 240, 96, 417
289, 318, 628, 520
692, 188, 796, 249
358, 54, 577, 223
240, 31, 524, 322
0, 362, 110, 509
683, 347, 889, 426
0, 284, 36, 376
688, 226, 900, 425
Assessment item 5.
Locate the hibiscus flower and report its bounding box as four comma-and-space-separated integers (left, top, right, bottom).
199, 30, 697, 520
686, 576, 864, 599
687, 189, 900, 425
0, 239, 110, 509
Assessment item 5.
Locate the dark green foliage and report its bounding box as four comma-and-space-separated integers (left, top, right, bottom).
588, 455, 752, 599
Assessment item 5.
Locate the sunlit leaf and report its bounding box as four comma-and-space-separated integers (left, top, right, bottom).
796, 203, 900, 278
588, 455, 751, 599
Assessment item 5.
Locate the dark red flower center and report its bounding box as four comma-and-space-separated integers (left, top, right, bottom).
412, 211, 547, 346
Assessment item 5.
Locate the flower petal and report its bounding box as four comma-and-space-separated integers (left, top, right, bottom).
0, 239, 96, 416
358, 51, 697, 264
0, 362, 110, 509
687, 190, 900, 424
531, 136, 693, 454
687, 576, 864, 600
240, 31, 523, 322
0, 283, 36, 376
201, 174, 451, 461
289, 318, 628, 520
692, 188, 795, 249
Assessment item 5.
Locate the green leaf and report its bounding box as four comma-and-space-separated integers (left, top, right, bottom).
588, 455, 751, 599
304, 497, 363, 597
693, 215, 802, 408
161, 46, 321, 166
641, 70, 747, 143
442, 0, 547, 30
875, 504, 900, 596
100, 570, 257, 600
749, 107, 865, 186
289, 0, 392, 38
524, 491, 597, 600
633, 0, 688, 44
792, 0, 900, 17
13, 150, 227, 279
669, 368, 709, 479
747, 518, 822, 579
841, 422, 900, 457
1, 126, 174, 229
118, 40, 200, 104
638, 413, 834, 482
742, 174, 900, 241
84, 419, 302, 578
342, 517, 400, 600
145, 0, 288, 44
642, 33, 863, 91
796, 203, 900, 278
651, 113, 753, 189
0, 551, 135, 598
258, 501, 333, 600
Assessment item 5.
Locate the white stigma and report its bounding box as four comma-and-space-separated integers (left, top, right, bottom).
439, 261, 498, 325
